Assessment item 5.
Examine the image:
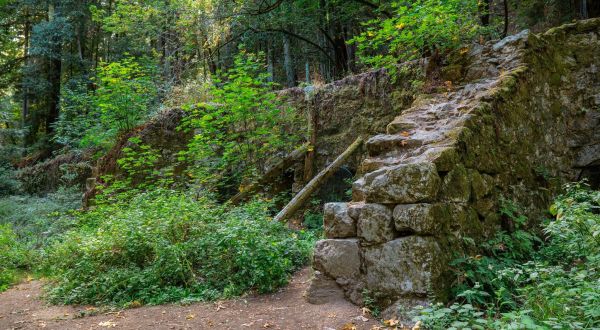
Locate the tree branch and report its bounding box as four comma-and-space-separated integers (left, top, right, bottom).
249, 27, 335, 63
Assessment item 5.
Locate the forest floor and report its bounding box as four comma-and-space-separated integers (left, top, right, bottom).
0, 268, 381, 330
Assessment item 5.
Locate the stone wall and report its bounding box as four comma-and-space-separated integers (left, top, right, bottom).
280, 64, 424, 187
306, 18, 600, 316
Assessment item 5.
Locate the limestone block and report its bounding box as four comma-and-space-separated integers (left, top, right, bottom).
313, 239, 361, 281
352, 178, 368, 202
323, 203, 356, 238
428, 147, 460, 172
357, 204, 395, 243
363, 236, 444, 297
347, 202, 365, 220
447, 205, 483, 238
441, 164, 471, 202
304, 271, 345, 305
470, 170, 495, 200
393, 203, 448, 234
363, 163, 441, 204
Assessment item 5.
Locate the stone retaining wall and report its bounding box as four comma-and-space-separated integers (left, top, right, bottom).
306, 19, 600, 317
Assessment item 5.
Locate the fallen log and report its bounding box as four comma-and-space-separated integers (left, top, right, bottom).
274, 136, 363, 223
229, 143, 310, 205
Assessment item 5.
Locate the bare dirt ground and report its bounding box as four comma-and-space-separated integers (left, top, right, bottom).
0, 268, 381, 330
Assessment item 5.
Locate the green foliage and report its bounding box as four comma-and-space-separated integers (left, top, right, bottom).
547, 183, 600, 260
413, 184, 600, 329
514, 0, 577, 30
52, 78, 96, 148
0, 165, 19, 196
0, 224, 28, 292
303, 211, 324, 234
54, 57, 159, 149
43, 190, 316, 306
362, 289, 382, 317
180, 49, 301, 193
448, 199, 539, 311
93, 137, 178, 205
0, 187, 82, 248
350, 0, 485, 74
93, 58, 159, 132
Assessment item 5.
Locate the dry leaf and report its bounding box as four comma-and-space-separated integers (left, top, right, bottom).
129, 300, 142, 308
215, 302, 226, 311
384, 319, 399, 326
263, 322, 274, 328
98, 321, 117, 328
412, 320, 422, 330
186, 313, 195, 320
362, 307, 371, 315
341, 323, 357, 330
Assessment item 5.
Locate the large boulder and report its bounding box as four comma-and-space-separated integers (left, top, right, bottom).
313, 239, 361, 281
363, 236, 445, 298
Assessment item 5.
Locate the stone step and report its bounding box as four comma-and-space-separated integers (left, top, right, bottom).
361, 156, 404, 173
353, 162, 441, 204
366, 134, 424, 157
387, 118, 418, 135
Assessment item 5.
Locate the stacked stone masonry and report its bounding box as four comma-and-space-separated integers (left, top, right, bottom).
306, 18, 600, 316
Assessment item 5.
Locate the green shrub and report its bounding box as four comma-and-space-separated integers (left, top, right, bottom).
0, 224, 28, 291
414, 184, 600, 329
54, 57, 159, 149
43, 190, 315, 306
179, 49, 301, 194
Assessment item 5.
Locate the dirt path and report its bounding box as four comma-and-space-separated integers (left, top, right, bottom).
0, 268, 382, 330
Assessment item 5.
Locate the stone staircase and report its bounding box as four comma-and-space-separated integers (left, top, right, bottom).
305, 19, 600, 317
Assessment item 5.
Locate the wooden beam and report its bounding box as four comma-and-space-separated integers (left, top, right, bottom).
274, 136, 363, 223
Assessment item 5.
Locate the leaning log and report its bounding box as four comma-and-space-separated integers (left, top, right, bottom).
274, 136, 363, 223
229, 143, 310, 205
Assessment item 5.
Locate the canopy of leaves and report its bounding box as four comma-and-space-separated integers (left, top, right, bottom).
350, 0, 485, 74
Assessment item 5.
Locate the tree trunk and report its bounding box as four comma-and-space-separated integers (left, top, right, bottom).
503, 0, 509, 38
21, 18, 30, 128
283, 33, 295, 87
46, 2, 62, 136
267, 40, 274, 83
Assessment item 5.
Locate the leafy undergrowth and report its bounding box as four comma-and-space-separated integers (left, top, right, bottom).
0, 187, 82, 246
41, 190, 316, 306
0, 224, 28, 292
411, 183, 600, 329
0, 187, 82, 291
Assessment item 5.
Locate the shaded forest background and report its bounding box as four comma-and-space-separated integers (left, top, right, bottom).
0, 0, 598, 156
